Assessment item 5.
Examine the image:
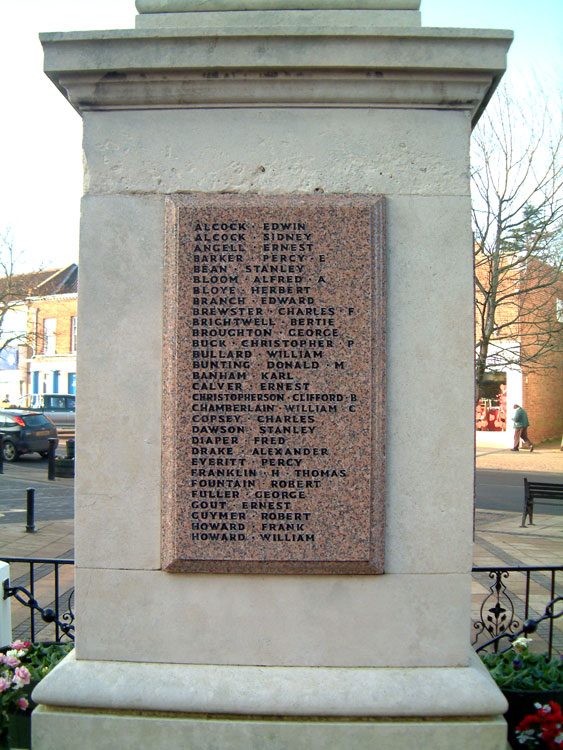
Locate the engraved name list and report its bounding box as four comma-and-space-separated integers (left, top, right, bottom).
162, 195, 385, 574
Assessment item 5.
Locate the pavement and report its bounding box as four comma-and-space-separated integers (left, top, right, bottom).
0, 459, 75, 642
473, 442, 562, 654
476, 439, 563, 473
0, 442, 561, 644
474, 441, 563, 570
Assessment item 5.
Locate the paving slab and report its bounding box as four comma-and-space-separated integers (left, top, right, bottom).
476, 442, 563, 473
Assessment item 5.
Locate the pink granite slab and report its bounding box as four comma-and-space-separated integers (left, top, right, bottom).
162, 193, 385, 574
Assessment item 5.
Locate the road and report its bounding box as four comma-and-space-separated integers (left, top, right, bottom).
0, 455, 561, 524
476, 468, 563, 514
0, 452, 74, 523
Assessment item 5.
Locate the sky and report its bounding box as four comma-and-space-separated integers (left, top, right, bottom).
1, 0, 562, 272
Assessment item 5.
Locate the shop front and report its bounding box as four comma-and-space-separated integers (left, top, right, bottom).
476, 344, 522, 448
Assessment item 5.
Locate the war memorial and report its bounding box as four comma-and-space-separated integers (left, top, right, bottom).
33, 0, 513, 747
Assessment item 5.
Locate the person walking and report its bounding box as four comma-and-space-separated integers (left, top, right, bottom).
512, 404, 534, 452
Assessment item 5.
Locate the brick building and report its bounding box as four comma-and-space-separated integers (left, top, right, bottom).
520, 262, 563, 443
0, 265, 77, 402
475, 256, 563, 446
25, 265, 78, 397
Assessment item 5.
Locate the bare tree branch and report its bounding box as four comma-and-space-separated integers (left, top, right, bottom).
473, 82, 563, 395
0, 233, 36, 357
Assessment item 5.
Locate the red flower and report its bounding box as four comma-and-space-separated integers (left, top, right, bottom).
516, 702, 563, 750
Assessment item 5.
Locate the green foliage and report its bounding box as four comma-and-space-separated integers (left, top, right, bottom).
18, 642, 73, 683
481, 650, 563, 691
1, 640, 73, 743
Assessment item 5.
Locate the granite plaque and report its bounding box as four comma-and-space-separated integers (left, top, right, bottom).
162, 194, 385, 574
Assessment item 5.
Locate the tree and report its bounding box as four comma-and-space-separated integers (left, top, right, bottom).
472, 84, 563, 397
0, 230, 30, 358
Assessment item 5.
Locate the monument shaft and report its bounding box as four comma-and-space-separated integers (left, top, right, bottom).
34, 1, 512, 747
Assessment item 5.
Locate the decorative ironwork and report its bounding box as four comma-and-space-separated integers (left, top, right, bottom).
3, 579, 75, 641
472, 566, 562, 657
57, 589, 75, 637
475, 595, 563, 656
1, 556, 74, 643
472, 569, 520, 650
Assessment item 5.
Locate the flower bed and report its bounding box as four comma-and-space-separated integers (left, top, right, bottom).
1, 640, 73, 748
515, 700, 563, 749
481, 637, 563, 748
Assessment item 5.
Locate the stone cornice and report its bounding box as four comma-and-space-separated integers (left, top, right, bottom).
25, 293, 78, 303
135, 0, 422, 9
41, 26, 512, 126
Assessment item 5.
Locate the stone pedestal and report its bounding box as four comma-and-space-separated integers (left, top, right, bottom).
0, 562, 11, 645
34, 1, 512, 747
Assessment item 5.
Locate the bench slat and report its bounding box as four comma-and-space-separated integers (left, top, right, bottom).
521, 479, 563, 527
526, 483, 563, 495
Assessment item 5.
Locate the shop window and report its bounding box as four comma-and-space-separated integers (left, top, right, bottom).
476, 372, 507, 432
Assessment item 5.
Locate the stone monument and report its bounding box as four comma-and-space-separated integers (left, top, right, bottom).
34, 1, 513, 747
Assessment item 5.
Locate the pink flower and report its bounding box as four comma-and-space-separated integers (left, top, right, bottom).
12, 666, 31, 688
1, 653, 20, 668
16, 697, 29, 711
0, 677, 11, 693
10, 640, 29, 650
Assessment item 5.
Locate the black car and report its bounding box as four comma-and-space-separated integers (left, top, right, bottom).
0, 409, 58, 462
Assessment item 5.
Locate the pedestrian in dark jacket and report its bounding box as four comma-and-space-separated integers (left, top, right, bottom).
512, 404, 534, 452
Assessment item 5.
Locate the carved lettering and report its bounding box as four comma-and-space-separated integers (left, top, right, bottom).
162, 195, 385, 574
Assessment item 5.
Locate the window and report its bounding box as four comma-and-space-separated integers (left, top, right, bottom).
71, 316, 77, 352
22, 414, 52, 428
557, 299, 563, 323
45, 395, 67, 410
43, 318, 56, 355
477, 371, 506, 404
476, 372, 507, 432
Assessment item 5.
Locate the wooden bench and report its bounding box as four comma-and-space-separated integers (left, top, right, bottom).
521, 478, 563, 526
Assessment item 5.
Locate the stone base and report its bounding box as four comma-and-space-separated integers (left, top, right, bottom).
32, 651, 508, 748
33, 708, 508, 750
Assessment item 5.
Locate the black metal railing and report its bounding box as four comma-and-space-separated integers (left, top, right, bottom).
1, 558, 561, 653
475, 594, 563, 655
472, 565, 562, 656
1, 556, 75, 643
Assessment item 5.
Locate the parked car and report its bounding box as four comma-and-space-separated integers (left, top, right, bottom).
0, 409, 58, 462
17, 394, 75, 430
